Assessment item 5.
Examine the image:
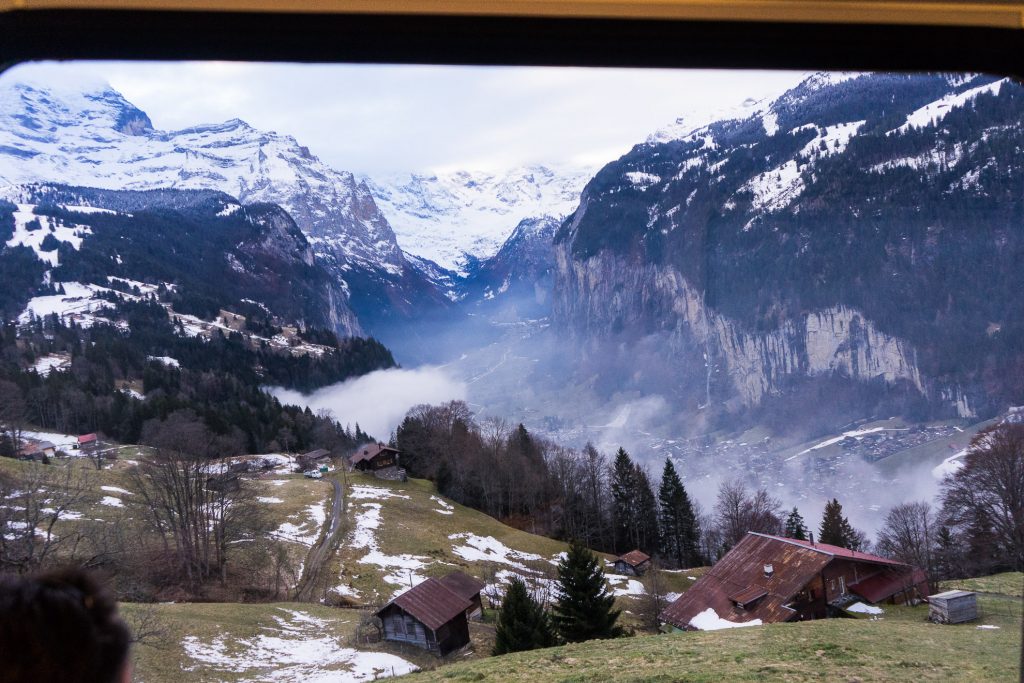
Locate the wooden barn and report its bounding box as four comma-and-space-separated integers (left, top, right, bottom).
350, 443, 405, 480
614, 550, 652, 576
928, 590, 977, 624
376, 572, 484, 655
296, 448, 331, 471
660, 532, 930, 631
437, 571, 486, 620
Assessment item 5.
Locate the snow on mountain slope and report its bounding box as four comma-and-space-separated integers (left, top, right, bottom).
0, 76, 403, 275
365, 165, 592, 274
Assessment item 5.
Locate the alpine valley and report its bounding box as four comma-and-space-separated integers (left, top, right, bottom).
1, 69, 1023, 514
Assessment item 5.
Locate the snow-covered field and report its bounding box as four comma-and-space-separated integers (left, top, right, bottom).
448, 532, 544, 571
182, 607, 417, 682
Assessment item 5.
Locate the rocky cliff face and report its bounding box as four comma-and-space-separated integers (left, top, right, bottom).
553, 72, 1024, 419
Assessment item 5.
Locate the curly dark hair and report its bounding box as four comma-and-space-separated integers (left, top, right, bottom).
0, 569, 132, 683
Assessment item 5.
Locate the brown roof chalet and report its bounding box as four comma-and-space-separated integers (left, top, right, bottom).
618, 550, 651, 568
437, 571, 486, 602
661, 532, 831, 629
660, 532, 923, 631
350, 442, 400, 466
382, 577, 472, 631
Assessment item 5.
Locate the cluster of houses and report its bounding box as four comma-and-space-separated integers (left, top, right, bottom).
10, 432, 104, 462
369, 531, 935, 658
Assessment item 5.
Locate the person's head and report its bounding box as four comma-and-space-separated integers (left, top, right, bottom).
0, 569, 132, 683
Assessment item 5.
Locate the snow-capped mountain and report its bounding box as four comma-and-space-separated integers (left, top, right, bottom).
0, 73, 455, 343
553, 71, 1024, 422
365, 165, 592, 274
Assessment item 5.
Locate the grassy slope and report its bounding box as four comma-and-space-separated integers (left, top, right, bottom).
941, 572, 1024, 598
402, 596, 1022, 683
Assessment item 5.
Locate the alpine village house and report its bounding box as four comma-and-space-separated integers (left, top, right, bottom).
349, 442, 406, 481
376, 571, 486, 655
660, 532, 930, 631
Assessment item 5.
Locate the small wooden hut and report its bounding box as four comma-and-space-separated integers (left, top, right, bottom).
928, 590, 977, 624
614, 550, 652, 576
376, 575, 477, 655
350, 443, 405, 480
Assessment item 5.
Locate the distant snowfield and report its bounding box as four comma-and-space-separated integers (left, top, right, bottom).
182, 608, 417, 682
932, 449, 968, 479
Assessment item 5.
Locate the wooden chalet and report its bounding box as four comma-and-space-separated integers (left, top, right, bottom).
376, 571, 484, 655
76, 433, 98, 450
350, 442, 405, 480
614, 549, 651, 576
438, 571, 486, 620
17, 440, 56, 461
296, 448, 331, 471
660, 532, 929, 631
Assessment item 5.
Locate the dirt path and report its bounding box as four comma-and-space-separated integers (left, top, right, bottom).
293, 477, 345, 601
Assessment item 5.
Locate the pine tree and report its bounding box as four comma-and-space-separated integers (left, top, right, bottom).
634, 464, 660, 554
493, 576, 556, 655
784, 507, 808, 540
610, 447, 637, 553
818, 498, 857, 548
552, 540, 623, 642
658, 458, 700, 567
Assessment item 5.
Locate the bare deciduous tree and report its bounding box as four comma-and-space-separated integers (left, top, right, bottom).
714, 479, 783, 550
0, 461, 91, 573
876, 501, 936, 589
940, 423, 1024, 572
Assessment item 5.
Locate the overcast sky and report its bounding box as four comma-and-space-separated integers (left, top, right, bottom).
8, 60, 808, 176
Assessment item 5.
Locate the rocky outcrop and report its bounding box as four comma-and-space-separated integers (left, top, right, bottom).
552, 244, 971, 414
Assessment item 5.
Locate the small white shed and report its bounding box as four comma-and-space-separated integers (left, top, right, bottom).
928, 589, 977, 624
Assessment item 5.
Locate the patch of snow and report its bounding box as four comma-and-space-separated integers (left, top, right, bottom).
896, 78, 1008, 133
258, 497, 284, 504
741, 159, 804, 214
348, 485, 410, 501
99, 496, 123, 508
664, 592, 682, 602
847, 602, 884, 615
100, 486, 132, 496
605, 573, 646, 597
274, 503, 326, 547
976, 625, 1001, 630
932, 449, 968, 479
6, 204, 92, 266
688, 607, 762, 631
448, 533, 543, 571
624, 171, 661, 190
181, 607, 417, 682
146, 355, 180, 368
32, 354, 71, 376
430, 495, 454, 515
761, 111, 779, 136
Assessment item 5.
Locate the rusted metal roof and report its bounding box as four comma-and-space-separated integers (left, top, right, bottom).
437, 571, 485, 602
660, 532, 927, 630
350, 442, 400, 465
618, 550, 651, 567
78, 433, 97, 444
661, 532, 831, 630
729, 586, 768, 608
301, 448, 331, 460
849, 567, 929, 603
378, 577, 472, 631
772, 535, 907, 568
